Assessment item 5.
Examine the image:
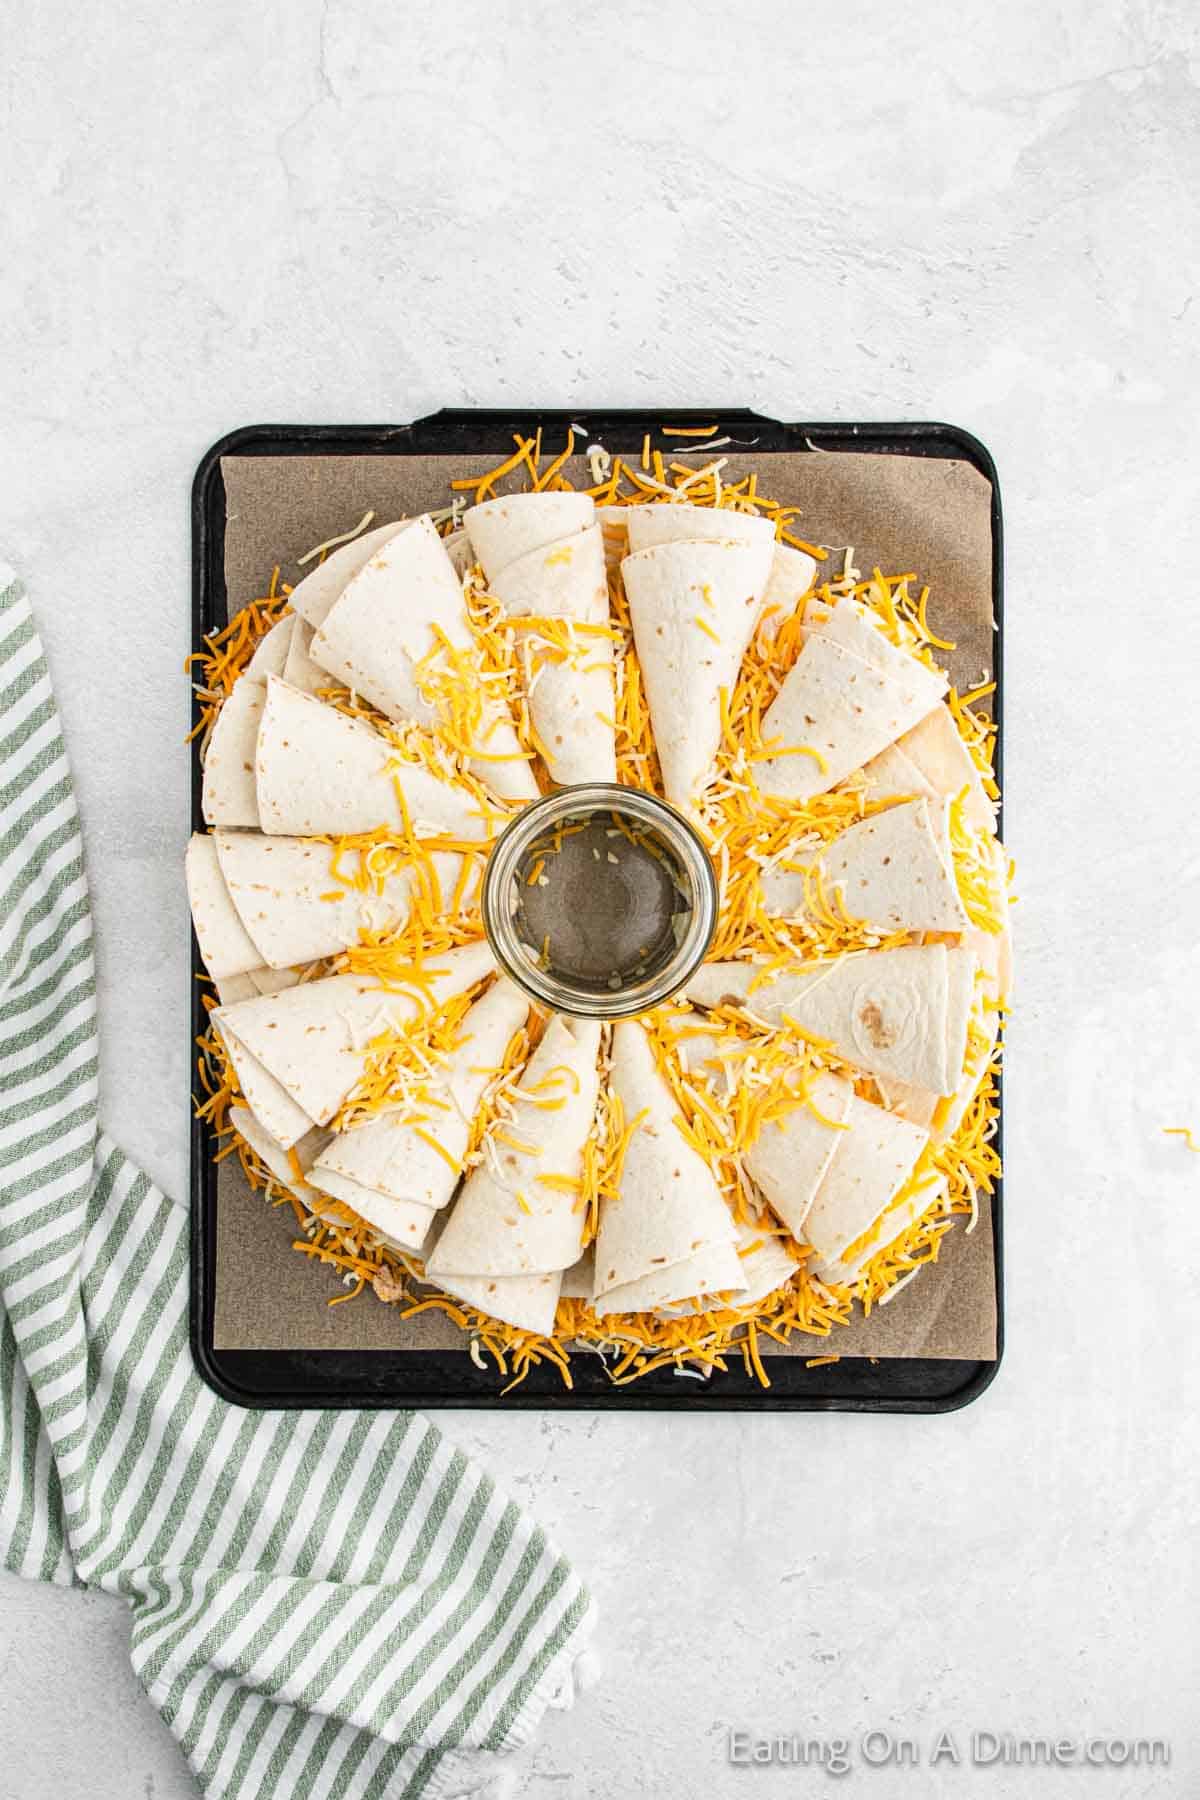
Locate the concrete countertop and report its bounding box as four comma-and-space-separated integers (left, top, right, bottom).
1, 1, 1197, 1794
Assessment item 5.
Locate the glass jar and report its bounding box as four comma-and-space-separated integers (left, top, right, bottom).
481, 783, 719, 1019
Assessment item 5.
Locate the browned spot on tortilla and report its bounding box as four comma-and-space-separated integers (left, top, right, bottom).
857, 1000, 898, 1048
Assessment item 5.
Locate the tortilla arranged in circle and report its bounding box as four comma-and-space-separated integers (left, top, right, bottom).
621, 537, 774, 810
686, 943, 975, 1096
255, 675, 487, 841
591, 1019, 744, 1315
201, 677, 265, 828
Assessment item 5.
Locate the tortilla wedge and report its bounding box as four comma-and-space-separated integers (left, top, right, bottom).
810, 1172, 948, 1286
754, 632, 944, 803
255, 675, 486, 841
214, 964, 304, 1007
213, 828, 469, 970
731, 1214, 802, 1308
591, 1019, 744, 1315
213, 940, 495, 1131
310, 516, 535, 800
286, 521, 410, 630
800, 1090, 931, 1268
489, 525, 616, 784
426, 1017, 602, 1280
742, 1070, 856, 1238
621, 537, 774, 809
464, 492, 595, 579
685, 944, 975, 1095
896, 703, 997, 833
307, 1170, 438, 1252
623, 501, 776, 555
848, 739, 938, 808
809, 596, 948, 694
186, 833, 263, 981
215, 1024, 317, 1149
591, 1239, 748, 1317
201, 677, 265, 828
228, 1104, 329, 1190
756, 544, 819, 641
281, 617, 330, 697
759, 798, 967, 935
309, 978, 529, 1224
442, 529, 476, 577
426, 1268, 561, 1337
245, 614, 296, 681
873, 1077, 941, 1131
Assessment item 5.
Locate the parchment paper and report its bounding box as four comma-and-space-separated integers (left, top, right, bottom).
212, 447, 999, 1360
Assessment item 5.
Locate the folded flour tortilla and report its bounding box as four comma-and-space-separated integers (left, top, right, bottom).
308, 978, 530, 1252
201, 678, 265, 827
849, 739, 938, 807
591, 1019, 745, 1316
896, 703, 996, 833
753, 599, 946, 802
758, 797, 967, 935
872, 1076, 941, 1131
442, 530, 476, 577
309, 516, 535, 801
186, 833, 263, 980
424, 1015, 602, 1334
309, 1172, 438, 1251
255, 676, 486, 840
623, 502, 777, 556
488, 525, 616, 784
559, 1247, 595, 1300
229, 1104, 329, 1191
423, 1267, 562, 1337
686, 943, 975, 1095
214, 965, 304, 1007
808, 1171, 948, 1287
281, 617, 331, 696
876, 914, 1002, 1135
621, 537, 774, 809
730, 1215, 802, 1308
756, 544, 819, 640
245, 614, 297, 681
799, 1089, 931, 1275
427, 1017, 601, 1280
807, 596, 942, 687
286, 522, 410, 630
464, 493, 595, 578
742, 1070, 856, 1239
213, 829, 471, 970
214, 940, 495, 1144
592, 1241, 747, 1317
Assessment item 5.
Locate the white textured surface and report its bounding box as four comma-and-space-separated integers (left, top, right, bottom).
1, 1, 1198, 1795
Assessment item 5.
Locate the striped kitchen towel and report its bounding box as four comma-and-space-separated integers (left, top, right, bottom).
0, 566, 595, 1800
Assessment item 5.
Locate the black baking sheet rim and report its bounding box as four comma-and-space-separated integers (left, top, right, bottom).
190, 408, 1004, 1413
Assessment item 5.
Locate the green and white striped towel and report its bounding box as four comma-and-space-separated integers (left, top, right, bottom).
0, 566, 595, 1799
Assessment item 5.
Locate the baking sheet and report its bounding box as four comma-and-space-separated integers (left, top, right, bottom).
209, 445, 998, 1363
